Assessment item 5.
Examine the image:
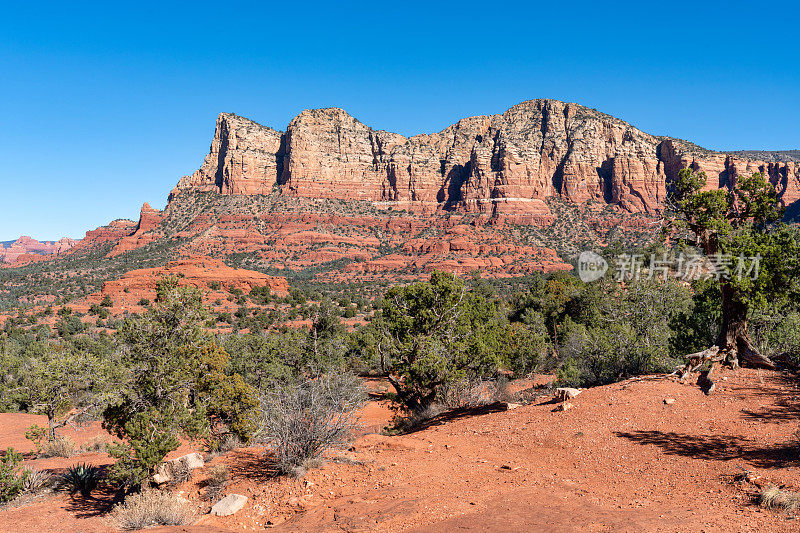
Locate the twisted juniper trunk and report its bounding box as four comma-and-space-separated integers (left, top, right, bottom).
716, 282, 775, 369
716, 282, 747, 367
679, 231, 775, 388
708, 281, 774, 370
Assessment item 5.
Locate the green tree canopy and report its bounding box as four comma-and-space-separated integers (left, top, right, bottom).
669, 169, 800, 384
378, 271, 505, 414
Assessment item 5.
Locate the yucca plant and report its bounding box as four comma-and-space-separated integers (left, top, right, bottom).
22, 468, 52, 494
59, 463, 102, 496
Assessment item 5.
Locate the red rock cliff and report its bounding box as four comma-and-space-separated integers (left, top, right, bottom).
170, 100, 800, 216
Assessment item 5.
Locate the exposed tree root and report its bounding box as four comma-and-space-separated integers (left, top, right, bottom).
674, 337, 775, 395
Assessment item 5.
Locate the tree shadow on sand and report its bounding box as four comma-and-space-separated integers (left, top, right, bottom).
226, 448, 279, 483
615, 430, 797, 469
63, 485, 125, 519
399, 402, 511, 435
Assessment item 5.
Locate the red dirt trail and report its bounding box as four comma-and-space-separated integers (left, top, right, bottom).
2, 369, 800, 532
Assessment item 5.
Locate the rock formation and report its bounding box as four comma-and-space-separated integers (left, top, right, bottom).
174, 113, 284, 195
0, 236, 77, 264
108, 203, 164, 257
170, 99, 800, 217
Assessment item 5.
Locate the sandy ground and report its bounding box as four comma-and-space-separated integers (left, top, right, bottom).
2, 369, 800, 532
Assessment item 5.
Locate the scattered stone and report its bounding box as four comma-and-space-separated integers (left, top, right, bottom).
153, 452, 205, 484
504, 402, 522, 410
554, 402, 573, 412
664, 398, 676, 405
211, 494, 248, 516
555, 388, 582, 402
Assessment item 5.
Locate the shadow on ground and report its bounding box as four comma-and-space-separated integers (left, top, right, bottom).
615, 430, 798, 469
227, 449, 279, 483
400, 402, 510, 434
63, 485, 125, 519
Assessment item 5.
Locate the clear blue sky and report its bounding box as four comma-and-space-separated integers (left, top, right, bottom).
1, 0, 798, 241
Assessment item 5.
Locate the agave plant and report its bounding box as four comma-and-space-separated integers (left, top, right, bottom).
59, 463, 102, 496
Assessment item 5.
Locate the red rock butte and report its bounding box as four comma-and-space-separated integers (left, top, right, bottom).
171, 99, 800, 217
0, 236, 77, 264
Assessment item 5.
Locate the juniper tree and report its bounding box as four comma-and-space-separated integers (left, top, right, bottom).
378, 271, 505, 415
103, 277, 256, 486
21, 343, 116, 440
668, 169, 800, 389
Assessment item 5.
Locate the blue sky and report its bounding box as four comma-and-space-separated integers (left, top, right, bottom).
1, 0, 798, 241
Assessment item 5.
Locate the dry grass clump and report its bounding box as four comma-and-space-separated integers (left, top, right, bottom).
110, 490, 194, 530
166, 461, 193, 487
205, 433, 243, 461
759, 486, 800, 512
40, 436, 77, 458
201, 464, 230, 502
80, 435, 108, 453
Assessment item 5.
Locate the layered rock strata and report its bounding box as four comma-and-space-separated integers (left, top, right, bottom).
171, 100, 800, 216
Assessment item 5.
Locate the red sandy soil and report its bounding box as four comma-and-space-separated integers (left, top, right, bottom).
2, 369, 800, 532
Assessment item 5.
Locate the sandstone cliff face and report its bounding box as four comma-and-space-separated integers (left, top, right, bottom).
171, 100, 800, 216
173, 113, 283, 196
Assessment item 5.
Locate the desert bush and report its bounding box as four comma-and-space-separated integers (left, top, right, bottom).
110, 489, 194, 530
166, 461, 193, 486
555, 280, 690, 388
759, 486, 800, 511
755, 311, 800, 367
58, 463, 102, 496
201, 464, 229, 502
81, 435, 108, 453
41, 435, 77, 458
439, 378, 495, 410
205, 433, 242, 460
257, 371, 365, 475
22, 468, 52, 493
0, 448, 27, 502
104, 280, 258, 488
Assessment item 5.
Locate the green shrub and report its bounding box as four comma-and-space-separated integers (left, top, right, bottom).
0, 448, 27, 502
379, 271, 506, 414
104, 280, 257, 488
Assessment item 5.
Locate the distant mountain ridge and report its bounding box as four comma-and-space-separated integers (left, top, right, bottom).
725, 150, 800, 163
0, 236, 77, 264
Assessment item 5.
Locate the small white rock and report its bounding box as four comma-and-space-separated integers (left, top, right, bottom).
211, 494, 248, 516
555, 388, 581, 402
